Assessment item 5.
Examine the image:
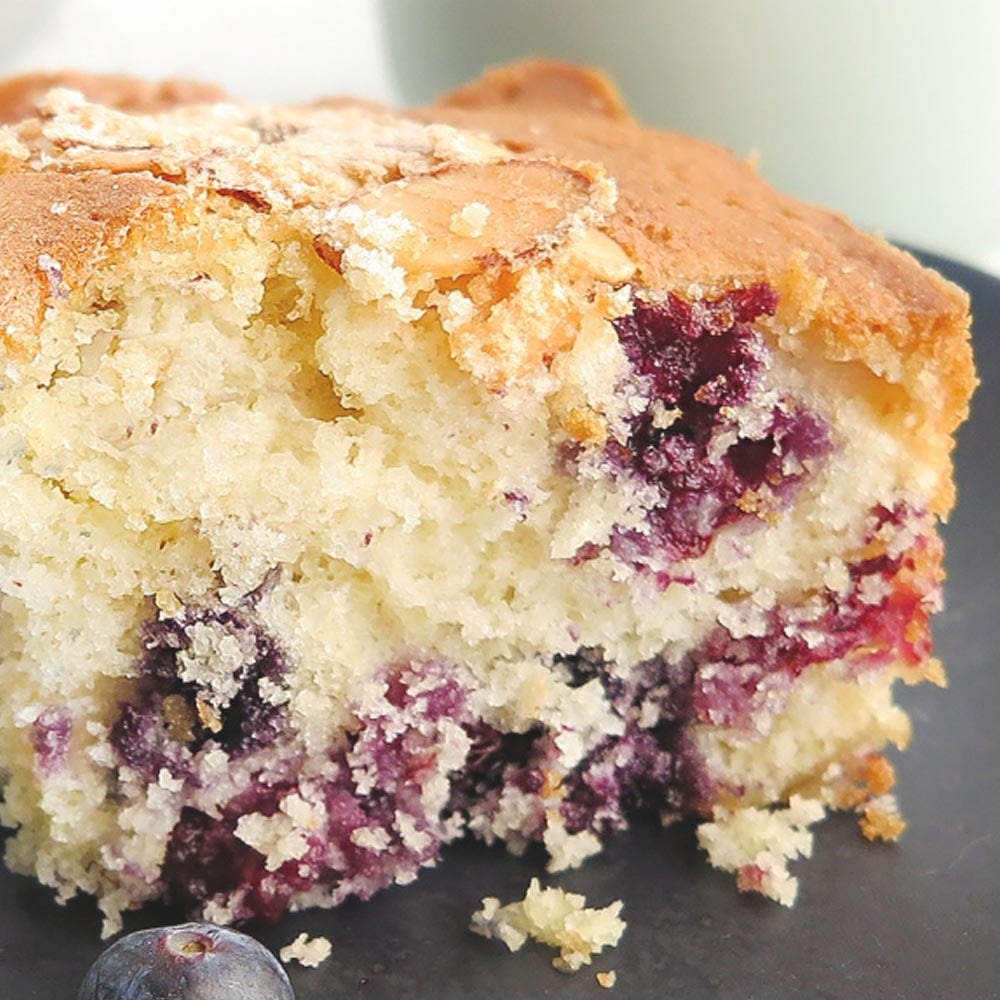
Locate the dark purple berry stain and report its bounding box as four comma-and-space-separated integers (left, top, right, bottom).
110, 510, 934, 921
590, 283, 831, 569
502, 490, 531, 522
450, 504, 938, 842
616, 284, 778, 408
31, 707, 72, 774
141, 608, 289, 753
553, 505, 939, 826
560, 722, 685, 836
160, 661, 470, 924
683, 503, 938, 733
446, 722, 549, 836
76, 922, 293, 1000
109, 699, 191, 782
110, 601, 291, 783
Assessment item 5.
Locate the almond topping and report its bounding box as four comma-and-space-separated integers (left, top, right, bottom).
318, 158, 615, 281
564, 228, 636, 284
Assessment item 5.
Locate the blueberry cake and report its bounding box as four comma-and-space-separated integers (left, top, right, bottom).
0, 61, 975, 933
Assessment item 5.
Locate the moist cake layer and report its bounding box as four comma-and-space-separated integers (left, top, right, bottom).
0, 61, 974, 933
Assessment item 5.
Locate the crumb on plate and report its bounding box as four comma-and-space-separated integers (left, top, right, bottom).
279, 932, 332, 969
470, 877, 625, 973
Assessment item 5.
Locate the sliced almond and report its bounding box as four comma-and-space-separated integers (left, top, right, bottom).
317, 158, 615, 281
215, 186, 272, 213
563, 228, 636, 284
46, 144, 186, 180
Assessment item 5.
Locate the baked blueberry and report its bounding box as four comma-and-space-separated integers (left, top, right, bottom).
77, 923, 294, 1000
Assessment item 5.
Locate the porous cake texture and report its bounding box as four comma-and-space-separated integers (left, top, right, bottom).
471, 879, 626, 973
279, 932, 331, 969
0, 61, 975, 935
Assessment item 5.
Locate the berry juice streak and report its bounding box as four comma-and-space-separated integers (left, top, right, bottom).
602, 284, 829, 568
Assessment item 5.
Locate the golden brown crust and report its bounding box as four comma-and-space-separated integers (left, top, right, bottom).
0, 71, 225, 124
310, 95, 392, 116
441, 59, 632, 121
0, 171, 182, 359
430, 63, 967, 344
426, 62, 976, 512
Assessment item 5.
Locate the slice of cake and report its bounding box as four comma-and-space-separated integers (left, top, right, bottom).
0, 61, 975, 934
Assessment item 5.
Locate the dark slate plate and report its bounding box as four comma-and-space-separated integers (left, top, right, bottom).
2, 252, 997, 1000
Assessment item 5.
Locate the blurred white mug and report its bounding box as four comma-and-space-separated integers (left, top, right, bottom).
381, 0, 1000, 274
0, 1, 59, 70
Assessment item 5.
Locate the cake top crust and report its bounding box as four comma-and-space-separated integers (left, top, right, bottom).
0, 61, 975, 493
0, 71, 225, 125
0, 169, 180, 359
429, 62, 975, 424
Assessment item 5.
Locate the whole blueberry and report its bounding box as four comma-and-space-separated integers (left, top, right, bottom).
77, 923, 294, 1000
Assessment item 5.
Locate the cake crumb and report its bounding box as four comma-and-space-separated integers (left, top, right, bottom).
470, 878, 625, 973
859, 794, 907, 842
922, 657, 948, 687
279, 932, 332, 968
543, 822, 602, 873
596, 970, 617, 989
697, 795, 826, 906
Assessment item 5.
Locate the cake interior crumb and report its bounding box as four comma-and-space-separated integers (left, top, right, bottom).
696, 794, 826, 906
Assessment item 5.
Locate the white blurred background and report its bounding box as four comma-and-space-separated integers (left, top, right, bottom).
2, 0, 997, 276
0, 0, 393, 103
